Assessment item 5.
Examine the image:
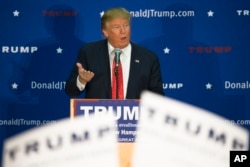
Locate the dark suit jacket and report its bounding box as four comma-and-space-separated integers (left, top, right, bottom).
65, 39, 164, 99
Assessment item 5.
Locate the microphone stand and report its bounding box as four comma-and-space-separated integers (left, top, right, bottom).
114, 49, 121, 99
115, 65, 119, 99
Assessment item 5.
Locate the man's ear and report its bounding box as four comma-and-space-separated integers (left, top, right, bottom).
102, 29, 108, 38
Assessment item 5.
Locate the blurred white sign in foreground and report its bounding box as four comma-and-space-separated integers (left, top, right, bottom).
2, 113, 118, 167
133, 91, 249, 167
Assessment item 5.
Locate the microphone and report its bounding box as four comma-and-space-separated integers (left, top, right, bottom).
113, 48, 122, 99
114, 48, 122, 68
114, 48, 121, 75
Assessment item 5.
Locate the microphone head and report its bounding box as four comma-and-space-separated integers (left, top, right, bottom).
114, 48, 122, 66
114, 48, 122, 56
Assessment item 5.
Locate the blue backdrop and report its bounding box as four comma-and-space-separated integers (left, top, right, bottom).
1, 0, 250, 163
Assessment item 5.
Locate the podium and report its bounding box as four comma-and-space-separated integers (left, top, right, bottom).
70, 99, 140, 167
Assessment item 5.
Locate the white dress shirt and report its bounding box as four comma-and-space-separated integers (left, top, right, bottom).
77, 42, 131, 98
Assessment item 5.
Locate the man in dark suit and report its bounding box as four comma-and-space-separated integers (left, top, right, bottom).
65, 7, 164, 99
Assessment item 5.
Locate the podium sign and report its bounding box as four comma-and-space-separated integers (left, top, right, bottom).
70, 99, 140, 142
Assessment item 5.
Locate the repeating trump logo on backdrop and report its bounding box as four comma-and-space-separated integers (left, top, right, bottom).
163, 83, 183, 89
31, 81, 66, 90
2, 46, 38, 54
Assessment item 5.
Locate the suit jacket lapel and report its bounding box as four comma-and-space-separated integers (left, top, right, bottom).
126, 44, 141, 98
101, 40, 112, 98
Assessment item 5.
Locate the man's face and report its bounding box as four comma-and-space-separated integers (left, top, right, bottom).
102, 18, 131, 49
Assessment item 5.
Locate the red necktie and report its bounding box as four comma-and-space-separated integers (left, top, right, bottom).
112, 51, 124, 99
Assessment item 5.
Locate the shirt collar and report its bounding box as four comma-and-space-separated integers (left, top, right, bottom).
107, 42, 131, 56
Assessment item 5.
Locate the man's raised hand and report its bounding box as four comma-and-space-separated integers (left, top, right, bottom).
76, 63, 94, 84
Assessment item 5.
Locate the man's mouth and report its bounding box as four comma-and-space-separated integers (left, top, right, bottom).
121, 37, 127, 41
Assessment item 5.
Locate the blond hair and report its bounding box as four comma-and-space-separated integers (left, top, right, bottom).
101, 7, 131, 29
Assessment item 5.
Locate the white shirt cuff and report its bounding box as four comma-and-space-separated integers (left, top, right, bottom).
77, 75, 86, 91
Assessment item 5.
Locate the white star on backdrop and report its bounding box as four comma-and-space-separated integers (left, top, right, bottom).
207, 10, 214, 17
206, 83, 212, 89
100, 11, 104, 17
163, 47, 170, 54
56, 47, 63, 54
13, 10, 20, 16
12, 83, 18, 89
